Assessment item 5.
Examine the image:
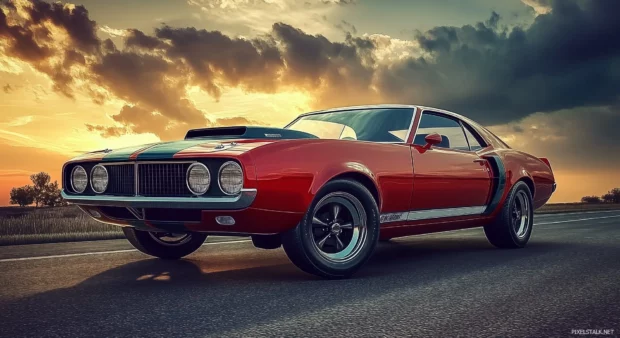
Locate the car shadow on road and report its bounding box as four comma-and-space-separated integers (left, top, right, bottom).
0, 236, 574, 337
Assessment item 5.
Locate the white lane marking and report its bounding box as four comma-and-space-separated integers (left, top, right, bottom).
0, 249, 138, 262
0, 239, 251, 263
536, 214, 620, 225
3, 213, 620, 263
536, 209, 620, 217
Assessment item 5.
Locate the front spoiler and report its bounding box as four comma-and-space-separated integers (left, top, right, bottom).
61, 189, 257, 210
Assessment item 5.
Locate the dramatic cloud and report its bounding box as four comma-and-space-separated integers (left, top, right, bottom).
153, 25, 283, 98
521, 0, 552, 15
1, 0, 619, 143
376, 1, 620, 125
490, 105, 620, 170
187, 0, 354, 38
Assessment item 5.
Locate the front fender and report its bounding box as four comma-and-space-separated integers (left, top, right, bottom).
247, 139, 413, 214
310, 162, 377, 195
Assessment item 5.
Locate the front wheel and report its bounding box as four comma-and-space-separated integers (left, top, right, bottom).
123, 228, 207, 259
483, 181, 534, 248
281, 179, 380, 279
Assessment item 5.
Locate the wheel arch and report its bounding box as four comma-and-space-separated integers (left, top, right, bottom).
309, 162, 382, 211
328, 171, 382, 210
516, 175, 536, 199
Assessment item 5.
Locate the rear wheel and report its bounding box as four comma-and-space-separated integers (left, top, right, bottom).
123, 228, 207, 259
484, 181, 533, 248
281, 179, 380, 279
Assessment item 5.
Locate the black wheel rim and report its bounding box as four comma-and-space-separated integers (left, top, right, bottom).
512, 190, 530, 238
148, 232, 192, 246
310, 192, 367, 262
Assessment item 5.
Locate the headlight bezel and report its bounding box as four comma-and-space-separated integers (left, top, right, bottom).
218, 161, 244, 196
70, 165, 88, 194
90, 164, 109, 194
186, 162, 211, 196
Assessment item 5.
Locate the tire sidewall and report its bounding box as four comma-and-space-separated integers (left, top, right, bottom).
506, 181, 534, 247
297, 180, 380, 276
125, 228, 207, 259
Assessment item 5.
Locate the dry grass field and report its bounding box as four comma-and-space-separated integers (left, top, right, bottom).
0, 206, 123, 246
1, 203, 619, 246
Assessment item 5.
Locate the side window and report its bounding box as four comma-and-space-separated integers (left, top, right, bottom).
413, 113, 469, 150
462, 123, 486, 151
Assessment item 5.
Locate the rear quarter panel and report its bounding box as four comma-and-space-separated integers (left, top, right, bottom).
246, 139, 414, 214
496, 149, 555, 209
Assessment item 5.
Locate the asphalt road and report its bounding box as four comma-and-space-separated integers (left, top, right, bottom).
1, 211, 619, 338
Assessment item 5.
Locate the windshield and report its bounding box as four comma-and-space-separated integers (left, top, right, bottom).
285, 108, 415, 142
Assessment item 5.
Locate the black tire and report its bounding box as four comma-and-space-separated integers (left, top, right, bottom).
281, 179, 380, 279
483, 181, 534, 248
123, 228, 207, 259
251, 234, 282, 249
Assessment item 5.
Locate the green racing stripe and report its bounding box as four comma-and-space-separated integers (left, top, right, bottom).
135, 140, 211, 160
101, 143, 160, 162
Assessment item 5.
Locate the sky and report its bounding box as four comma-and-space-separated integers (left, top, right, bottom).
1, 0, 619, 205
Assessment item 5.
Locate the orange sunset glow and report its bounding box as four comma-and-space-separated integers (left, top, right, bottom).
1, 0, 619, 205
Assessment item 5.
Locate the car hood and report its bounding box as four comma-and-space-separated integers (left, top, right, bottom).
68, 126, 317, 162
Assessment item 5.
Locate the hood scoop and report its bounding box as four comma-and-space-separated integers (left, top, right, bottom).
184, 126, 318, 140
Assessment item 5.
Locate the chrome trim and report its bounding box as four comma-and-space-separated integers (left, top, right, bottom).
403, 107, 417, 144
407, 206, 486, 221
61, 188, 258, 210
288, 104, 476, 130
134, 162, 139, 195
218, 161, 243, 196
284, 106, 417, 144
90, 165, 109, 194
293, 104, 419, 120
99, 161, 200, 196
186, 162, 211, 196
70, 166, 88, 194
379, 212, 408, 223
380, 206, 486, 223
102, 161, 197, 166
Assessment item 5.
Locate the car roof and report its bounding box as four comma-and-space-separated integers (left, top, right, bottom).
300, 104, 470, 122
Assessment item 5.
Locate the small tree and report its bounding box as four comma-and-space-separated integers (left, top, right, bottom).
608, 188, 620, 203
40, 180, 66, 207
581, 196, 602, 204
30, 172, 51, 207
9, 186, 35, 207
7, 172, 66, 208
602, 193, 615, 203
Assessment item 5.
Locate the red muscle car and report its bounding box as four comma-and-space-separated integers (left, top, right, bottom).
62, 105, 556, 278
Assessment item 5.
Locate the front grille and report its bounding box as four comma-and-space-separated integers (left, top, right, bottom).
138, 163, 192, 197
65, 160, 232, 197
105, 164, 135, 196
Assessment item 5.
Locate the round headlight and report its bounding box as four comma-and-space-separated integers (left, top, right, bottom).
90, 165, 109, 194
186, 163, 211, 195
218, 161, 243, 195
71, 166, 88, 193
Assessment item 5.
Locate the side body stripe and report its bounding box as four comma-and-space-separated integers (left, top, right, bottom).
380, 206, 486, 224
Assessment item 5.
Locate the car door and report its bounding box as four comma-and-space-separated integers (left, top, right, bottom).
409, 111, 492, 219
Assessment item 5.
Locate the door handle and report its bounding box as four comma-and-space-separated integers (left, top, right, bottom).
473, 159, 487, 164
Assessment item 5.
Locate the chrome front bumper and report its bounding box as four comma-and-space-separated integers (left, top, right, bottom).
61, 188, 257, 210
